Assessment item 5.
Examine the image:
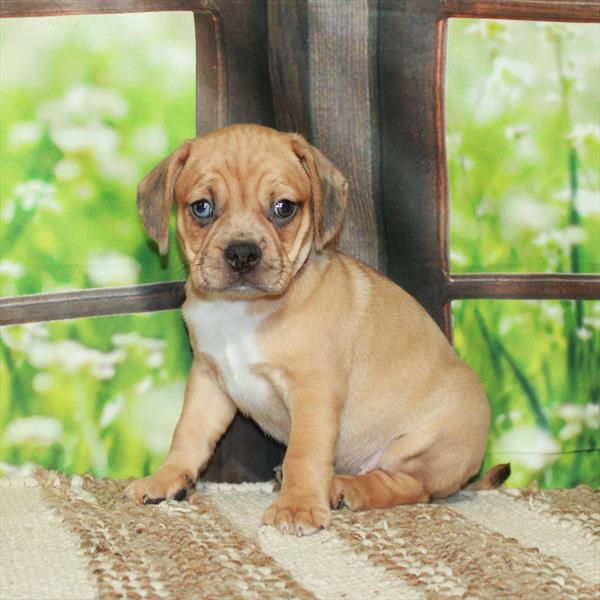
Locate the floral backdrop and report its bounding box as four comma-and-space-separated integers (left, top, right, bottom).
0, 15, 598, 487
447, 20, 599, 487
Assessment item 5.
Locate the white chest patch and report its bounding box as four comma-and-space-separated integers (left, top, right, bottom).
183, 297, 284, 433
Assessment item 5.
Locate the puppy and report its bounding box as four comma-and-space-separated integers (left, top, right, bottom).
125, 123, 497, 535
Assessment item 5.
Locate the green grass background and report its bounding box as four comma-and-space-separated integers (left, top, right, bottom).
0, 15, 598, 487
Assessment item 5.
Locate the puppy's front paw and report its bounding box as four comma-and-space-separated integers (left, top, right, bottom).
262, 492, 330, 536
124, 464, 195, 506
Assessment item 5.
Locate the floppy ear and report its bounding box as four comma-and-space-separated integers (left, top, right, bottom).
290, 134, 348, 253
137, 141, 192, 255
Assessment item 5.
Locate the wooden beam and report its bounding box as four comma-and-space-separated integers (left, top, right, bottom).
378, 0, 451, 333
3, 272, 596, 327
188, 0, 284, 484
446, 273, 600, 301
445, 0, 600, 22
194, 9, 226, 134
268, 0, 384, 269
0, 0, 204, 18
208, 0, 275, 128
0, 282, 185, 326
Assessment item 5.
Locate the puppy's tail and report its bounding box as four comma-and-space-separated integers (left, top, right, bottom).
465, 463, 511, 491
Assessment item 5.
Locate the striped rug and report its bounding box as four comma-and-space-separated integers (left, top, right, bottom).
1, 470, 598, 599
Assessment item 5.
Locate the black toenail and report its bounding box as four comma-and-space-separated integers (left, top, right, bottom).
335, 496, 347, 510
173, 489, 187, 502
143, 495, 165, 505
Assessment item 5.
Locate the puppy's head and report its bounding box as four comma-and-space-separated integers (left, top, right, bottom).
137, 124, 347, 297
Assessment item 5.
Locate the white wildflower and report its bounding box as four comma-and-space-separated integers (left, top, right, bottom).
538, 23, 575, 44
112, 333, 165, 353
583, 315, 600, 330
475, 198, 494, 218
50, 122, 119, 157
552, 189, 571, 203
545, 255, 560, 272
544, 92, 562, 105
504, 124, 529, 141
465, 20, 510, 44
148, 44, 194, 75
112, 333, 165, 369
508, 410, 523, 422
461, 156, 474, 171
584, 404, 599, 430
556, 403, 585, 422
62, 85, 128, 121
576, 327, 592, 341
87, 252, 140, 287
533, 231, 552, 246
146, 351, 164, 369
26, 339, 124, 380
501, 196, 555, 237
91, 362, 119, 380
499, 316, 516, 336
445, 132, 462, 152
559, 422, 582, 441
557, 225, 586, 246
96, 154, 139, 185
533, 226, 587, 254
39, 85, 128, 125
475, 95, 504, 122
99, 394, 125, 429
26, 341, 56, 368
490, 57, 535, 89
133, 381, 186, 454
4, 416, 63, 446
555, 404, 592, 439
450, 250, 468, 268
0, 323, 48, 353
54, 159, 81, 181
575, 189, 600, 218
133, 124, 169, 157
9, 121, 42, 147
76, 183, 94, 201
545, 59, 587, 93
32, 372, 54, 394
1, 202, 15, 221
566, 124, 600, 148
493, 425, 559, 471
515, 138, 540, 162
0, 261, 25, 279
11, 180, 59, 213
134, 377, 153, 396
540, 302, 562, 323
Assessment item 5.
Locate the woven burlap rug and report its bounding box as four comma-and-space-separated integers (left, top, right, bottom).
1, 471, 598, 600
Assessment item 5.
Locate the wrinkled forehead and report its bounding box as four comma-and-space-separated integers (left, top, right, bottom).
177, 129, 310, 200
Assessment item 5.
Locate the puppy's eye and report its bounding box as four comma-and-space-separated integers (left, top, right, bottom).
271, 199, 298, 224
189, 199, 214, 222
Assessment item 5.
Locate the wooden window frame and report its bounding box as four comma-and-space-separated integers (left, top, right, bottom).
1, 0, 599, 340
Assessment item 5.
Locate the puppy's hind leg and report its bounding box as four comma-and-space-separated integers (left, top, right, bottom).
330, 470, 430, 511
329, 429, 462, 511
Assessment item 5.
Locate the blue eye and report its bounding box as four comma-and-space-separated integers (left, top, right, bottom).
271, 199, 298, 223
189, 199, 214, 221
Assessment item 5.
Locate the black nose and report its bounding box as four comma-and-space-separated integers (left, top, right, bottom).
225, 242, 262, 274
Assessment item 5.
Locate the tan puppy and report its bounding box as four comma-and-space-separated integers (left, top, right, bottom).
125, 124, 496, 536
